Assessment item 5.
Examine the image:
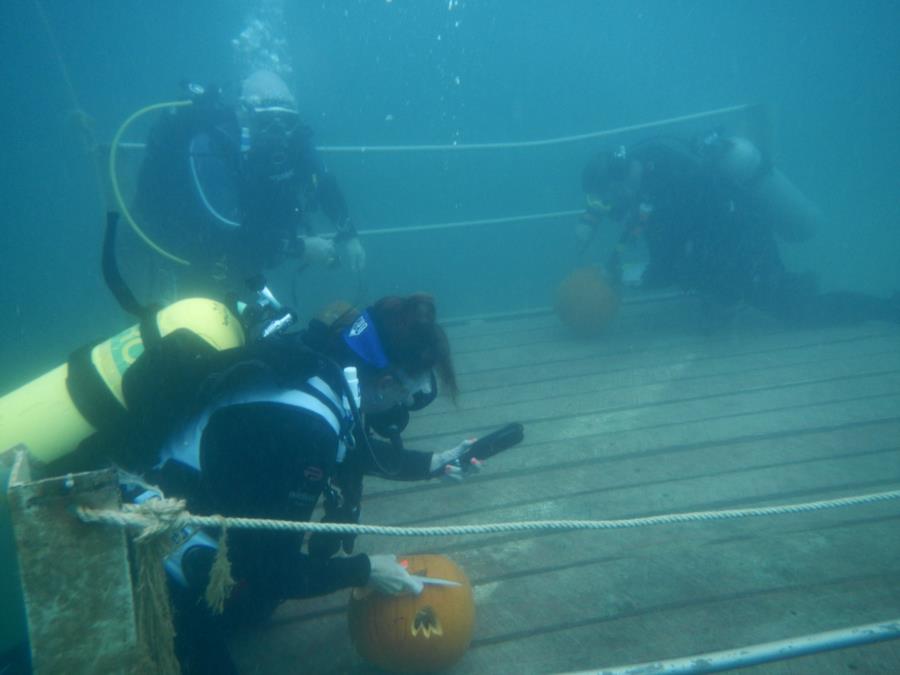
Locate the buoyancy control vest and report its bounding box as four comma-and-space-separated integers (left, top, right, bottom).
159, 371, 355, 474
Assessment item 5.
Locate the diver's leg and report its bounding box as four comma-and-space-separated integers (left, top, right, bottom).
753, 271, 899, 327
794, 290, 900, 326
171, 585, 238, 675
170, 547, 239, 675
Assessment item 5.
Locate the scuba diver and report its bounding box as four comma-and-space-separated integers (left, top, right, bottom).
576, 133, 900, 330
116, 293, 473, 674
2, 212, 519, 674
131, 69, 366, 300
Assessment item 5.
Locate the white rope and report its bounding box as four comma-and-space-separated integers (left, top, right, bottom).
317, 104, 752, 153
112, 103, 751, 155
79, 488, 900, 539
112, 105, 751, 237
359, 209, 582, 236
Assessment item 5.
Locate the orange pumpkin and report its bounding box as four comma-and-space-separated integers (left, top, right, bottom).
554, 267, 619, 337
348, 554, 475, 673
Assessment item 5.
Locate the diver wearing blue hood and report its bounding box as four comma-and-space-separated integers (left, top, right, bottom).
577, 133, 900, 329
117, 293, 467, 674
132, 69, 366, 298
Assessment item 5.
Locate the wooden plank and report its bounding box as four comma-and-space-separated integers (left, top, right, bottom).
463, 571, 900, 674
367, 398, 900, 511
363, 435, 900, 530
227, 313, 900, 674
450, 326, 896, 388
461, 526, 900, 637
232, 518, 900, 674
400, 369, 900, 451
442, 290, 688, 342
275, 420, 900, 617
364, 417, 900, 510
445, 292, 706, 355
423, 344, 900, 423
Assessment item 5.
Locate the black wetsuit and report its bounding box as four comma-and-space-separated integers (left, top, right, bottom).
133, 94, 352, 297
138, 335, 434, 673
584, 139, 899, 328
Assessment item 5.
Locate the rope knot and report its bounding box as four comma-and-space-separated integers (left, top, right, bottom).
122, 497, 190, 542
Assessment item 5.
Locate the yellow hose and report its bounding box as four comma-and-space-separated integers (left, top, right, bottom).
109, 100, 194, 266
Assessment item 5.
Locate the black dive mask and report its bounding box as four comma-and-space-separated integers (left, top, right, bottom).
363, 370, 437, 439
404, 370, 438, 411
243, 108, 301, 178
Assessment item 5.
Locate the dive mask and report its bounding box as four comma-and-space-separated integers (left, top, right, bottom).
242, 105, 301, 176
396, 369, 438, 411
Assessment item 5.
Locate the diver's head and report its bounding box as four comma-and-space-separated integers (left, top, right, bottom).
582, 145, 643, 219
239, 69, 301, 176
337, 294, 457, 415
240, 69, 297, 111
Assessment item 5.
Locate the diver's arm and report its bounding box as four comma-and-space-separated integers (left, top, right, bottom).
358, 435, 434, 481
314, 170, 355, 237
181, 529, 370, 600
226, 529, 372, 599
302, 143, 365, 274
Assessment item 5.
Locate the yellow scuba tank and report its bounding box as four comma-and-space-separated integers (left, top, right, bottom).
0, 298, 245, 465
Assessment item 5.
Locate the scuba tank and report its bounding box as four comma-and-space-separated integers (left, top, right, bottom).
703, 133, 822, 243
0, 213, 298, 468
0, 214, 247, 466
0, 298, 245, 465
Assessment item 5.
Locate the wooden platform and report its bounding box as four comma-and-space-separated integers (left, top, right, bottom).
232, 293, 900, 674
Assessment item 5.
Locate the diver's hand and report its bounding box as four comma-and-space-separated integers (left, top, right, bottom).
342, 236, 367, 274
299, 236, 337, 267
575, 219, 595, 249
366, 554, 424, 595
429, 439, 477, 482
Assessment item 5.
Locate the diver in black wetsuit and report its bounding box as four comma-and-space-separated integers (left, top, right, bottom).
123, 294, 469, 674
577, 134, 900, 329
133, 69, 366, 299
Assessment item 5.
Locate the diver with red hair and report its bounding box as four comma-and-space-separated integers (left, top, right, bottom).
118, 293, 471, 673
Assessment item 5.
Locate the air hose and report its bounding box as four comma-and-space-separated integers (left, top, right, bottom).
108, 99, 194, 266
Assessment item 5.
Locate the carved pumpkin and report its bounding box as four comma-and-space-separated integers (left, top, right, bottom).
554, 267, 619, 337
348, 554, 475, 673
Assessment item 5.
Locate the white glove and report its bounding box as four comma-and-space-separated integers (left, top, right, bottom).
430, 439, 475, 478
342, 236, 366, 274
299, 236, 336, 267
366, 554, 424, 595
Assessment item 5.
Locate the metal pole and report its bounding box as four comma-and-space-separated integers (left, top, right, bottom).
559, 619, 900, 675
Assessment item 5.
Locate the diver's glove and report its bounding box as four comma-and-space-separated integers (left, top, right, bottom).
342, 236, 367, 274
575, 219, 596, 250
366, 554, 424, 595
430, 439, 476, 482
298, 235, 337, 267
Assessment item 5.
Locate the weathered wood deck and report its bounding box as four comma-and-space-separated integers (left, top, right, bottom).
233, 292, 900, 674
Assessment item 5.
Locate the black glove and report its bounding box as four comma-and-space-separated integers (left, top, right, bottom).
307, 511, 359, 558
307, 482, 361, 558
